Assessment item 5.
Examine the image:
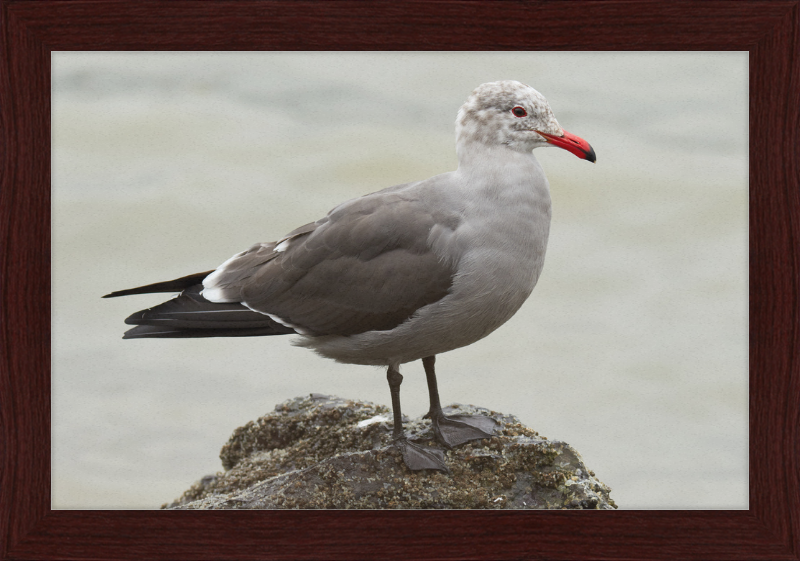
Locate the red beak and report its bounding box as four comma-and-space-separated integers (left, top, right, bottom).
535, 129, 596, 163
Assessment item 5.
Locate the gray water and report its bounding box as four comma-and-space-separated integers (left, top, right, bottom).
52, 52, 748, 509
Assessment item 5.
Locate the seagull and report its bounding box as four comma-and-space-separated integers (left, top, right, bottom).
104, 81, 595, 472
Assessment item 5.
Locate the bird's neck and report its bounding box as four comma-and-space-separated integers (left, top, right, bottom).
455, 141, 547, 197
456, 140, 536, 171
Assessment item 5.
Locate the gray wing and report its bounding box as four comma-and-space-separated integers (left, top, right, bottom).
203, 190, 459, 336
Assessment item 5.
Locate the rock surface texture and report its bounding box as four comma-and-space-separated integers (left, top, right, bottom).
163, 394, 617, 509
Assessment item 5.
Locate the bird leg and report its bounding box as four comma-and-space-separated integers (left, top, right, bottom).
386, 364, 448, 472
422, 355, 500, 448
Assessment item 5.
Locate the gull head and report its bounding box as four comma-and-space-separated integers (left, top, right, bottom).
455, 80, 595, 162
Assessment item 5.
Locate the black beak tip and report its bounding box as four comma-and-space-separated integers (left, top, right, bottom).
585, 145, 597, 163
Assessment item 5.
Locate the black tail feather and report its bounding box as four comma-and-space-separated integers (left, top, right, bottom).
103, 271, 214, 298
122, 324, 293, 339
115, 284, 296, 339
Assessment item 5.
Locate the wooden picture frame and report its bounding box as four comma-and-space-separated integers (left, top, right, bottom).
1, 1, 798, 559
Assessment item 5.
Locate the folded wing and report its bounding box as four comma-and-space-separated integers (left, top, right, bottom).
107, 188, 458, 339
204, 190, 459, 336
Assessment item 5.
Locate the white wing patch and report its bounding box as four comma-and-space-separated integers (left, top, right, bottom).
201, 234, 312, 331
202, 240, 281, 303
202, 249, 248, 302
200, 286, 228, 303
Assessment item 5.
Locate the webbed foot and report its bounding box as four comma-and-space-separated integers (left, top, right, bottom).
394, 437, 449, 472
426, 413, 500, 448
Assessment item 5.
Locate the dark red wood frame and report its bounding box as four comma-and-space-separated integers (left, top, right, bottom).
1, 1, 798, 559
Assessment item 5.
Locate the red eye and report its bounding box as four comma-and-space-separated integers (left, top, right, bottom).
511, 106, 527, 117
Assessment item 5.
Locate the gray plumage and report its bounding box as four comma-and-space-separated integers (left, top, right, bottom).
106, 80, 595, 471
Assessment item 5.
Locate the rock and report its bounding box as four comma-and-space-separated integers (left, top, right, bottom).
162, 394, 617, 509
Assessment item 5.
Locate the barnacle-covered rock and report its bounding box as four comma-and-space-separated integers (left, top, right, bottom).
163, 394, 617, 510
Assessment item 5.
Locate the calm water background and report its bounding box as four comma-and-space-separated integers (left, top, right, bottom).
52, 52, 748, 509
